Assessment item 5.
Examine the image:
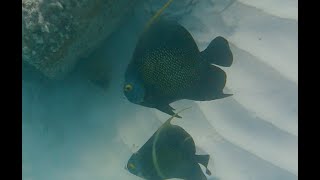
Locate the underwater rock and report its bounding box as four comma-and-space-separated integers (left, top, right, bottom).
22, 0, 142, 80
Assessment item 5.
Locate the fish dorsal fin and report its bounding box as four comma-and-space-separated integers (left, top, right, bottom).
144, 0, 175, 31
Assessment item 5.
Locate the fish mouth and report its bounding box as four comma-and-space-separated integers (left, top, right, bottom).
124, 94, 144, 104
132, 99, 144, 105
135, 98, 144, 104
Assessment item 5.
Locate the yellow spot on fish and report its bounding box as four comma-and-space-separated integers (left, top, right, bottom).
124, 84, 133, 92
128, 163, 135, 170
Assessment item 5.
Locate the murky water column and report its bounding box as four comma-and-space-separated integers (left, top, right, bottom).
22, 0, 297, 180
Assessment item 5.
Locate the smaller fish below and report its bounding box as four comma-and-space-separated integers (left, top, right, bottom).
125, 108, 212, 180
123, 19, 233, 117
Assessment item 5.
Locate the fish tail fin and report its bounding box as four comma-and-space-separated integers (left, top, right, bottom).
200, 36, 233, 67
144, 0, 175, 30
165, 106, 192, 124
195, 154, 212, 176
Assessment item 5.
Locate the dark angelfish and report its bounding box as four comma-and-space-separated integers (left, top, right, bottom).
125, 108, 212, 180
123, 18, 233, 117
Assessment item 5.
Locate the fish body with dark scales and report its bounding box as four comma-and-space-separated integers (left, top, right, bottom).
124, 19, 233, 116
139, 47, 201, 98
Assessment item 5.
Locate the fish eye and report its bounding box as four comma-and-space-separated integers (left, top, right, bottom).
128, 163, 135, 170
124, 84, 133, 92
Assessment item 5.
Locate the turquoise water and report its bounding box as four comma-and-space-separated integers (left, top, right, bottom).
22, 1, 297, 180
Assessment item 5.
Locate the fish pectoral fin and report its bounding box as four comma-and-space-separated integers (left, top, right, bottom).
156, 104, 182, 118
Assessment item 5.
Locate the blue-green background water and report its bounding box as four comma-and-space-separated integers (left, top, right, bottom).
22, 1, 297, 180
